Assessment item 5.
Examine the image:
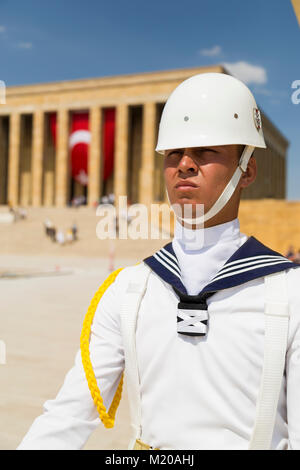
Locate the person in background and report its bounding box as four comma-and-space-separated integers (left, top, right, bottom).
44, 218, 52, 238
294, 250, 300, 265
66, 228, 74, 244
50, 226, 57, 243
286, 245, 295, 261
18, 207, 27, 220
56, 229, 65, 246
8, 202, 16, 222
71, 222, 78, 241
100, 195, 109, 205
108, 193, 115, 205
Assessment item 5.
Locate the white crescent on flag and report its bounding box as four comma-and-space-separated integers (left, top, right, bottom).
69, 130, 91, 149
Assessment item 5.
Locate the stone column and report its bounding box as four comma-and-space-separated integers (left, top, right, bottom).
55, 109, 69, 207
88, 106, 102, 206
114, 104, 128, 204
7, 113, 21, 206
31, 110, 45, 206
139, 102, 156, 205
0, 118, 6, 204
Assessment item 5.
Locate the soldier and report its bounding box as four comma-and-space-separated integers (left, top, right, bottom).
18, 73, 300, 450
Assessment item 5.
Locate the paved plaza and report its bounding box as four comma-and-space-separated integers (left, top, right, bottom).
0, 254, 135, 450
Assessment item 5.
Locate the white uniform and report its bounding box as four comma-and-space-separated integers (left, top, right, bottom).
18, 219, 300, 450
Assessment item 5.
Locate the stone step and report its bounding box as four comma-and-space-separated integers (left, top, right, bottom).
0, 201, 299, 258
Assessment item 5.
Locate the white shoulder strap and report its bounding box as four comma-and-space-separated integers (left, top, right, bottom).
249, 270, 289, 450
120, 263, 151, 450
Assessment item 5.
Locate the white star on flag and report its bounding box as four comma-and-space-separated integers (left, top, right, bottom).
77, 170, 89, 185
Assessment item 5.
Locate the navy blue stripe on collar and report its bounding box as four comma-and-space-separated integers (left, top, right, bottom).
144, 242, 188, 294
144, 236, 300, 296
202, 236, 299, 293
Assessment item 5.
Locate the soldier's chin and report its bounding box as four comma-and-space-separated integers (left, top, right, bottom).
171, 201, 205, 219
173, 198, 205, 208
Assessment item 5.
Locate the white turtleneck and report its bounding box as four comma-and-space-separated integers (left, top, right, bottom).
172, 218, 248, 295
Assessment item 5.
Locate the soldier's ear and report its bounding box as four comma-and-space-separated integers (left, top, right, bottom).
240, 156, 257, 188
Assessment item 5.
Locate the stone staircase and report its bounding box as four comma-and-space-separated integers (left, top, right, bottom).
0, 205, 14, 223
0, 205, 170, 261
0, 200, 299, 259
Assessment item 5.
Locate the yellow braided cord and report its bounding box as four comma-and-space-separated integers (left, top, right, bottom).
80, 268, 124, 428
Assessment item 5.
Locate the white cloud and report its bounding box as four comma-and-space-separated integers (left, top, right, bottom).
200, 45, 222, 57
253, 87, 272, 97
17, 41, 33, 49
270, 99, 281, 105
253, 87, 288, 105
223, 61, 267, 85
0, 25, 6, 33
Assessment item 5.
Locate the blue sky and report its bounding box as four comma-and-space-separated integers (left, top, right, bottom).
0, 0, 299, 198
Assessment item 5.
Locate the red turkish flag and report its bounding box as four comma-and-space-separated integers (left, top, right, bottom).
49, 109, 115, 185
69, 113, 89, 185
49, 113, 57, 146
103, 108, 115, 181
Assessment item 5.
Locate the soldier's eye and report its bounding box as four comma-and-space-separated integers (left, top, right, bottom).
167, 150, 182, 157
200, 148, 217, 153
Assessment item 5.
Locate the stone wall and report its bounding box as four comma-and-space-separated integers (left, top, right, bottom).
239, 199, 300, 254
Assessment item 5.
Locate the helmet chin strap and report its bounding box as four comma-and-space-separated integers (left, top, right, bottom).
169, 145, 255, 226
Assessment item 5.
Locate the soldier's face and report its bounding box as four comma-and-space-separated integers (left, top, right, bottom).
164, 145, 243, 219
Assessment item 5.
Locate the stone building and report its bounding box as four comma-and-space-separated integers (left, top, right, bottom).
0, 65, 288, 208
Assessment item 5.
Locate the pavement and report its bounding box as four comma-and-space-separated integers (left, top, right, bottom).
0, 254, 137, 450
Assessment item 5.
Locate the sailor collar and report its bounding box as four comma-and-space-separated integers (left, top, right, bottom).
144, 236, 299, 296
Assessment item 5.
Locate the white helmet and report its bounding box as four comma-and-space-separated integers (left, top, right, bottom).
156, 73, 266, 224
